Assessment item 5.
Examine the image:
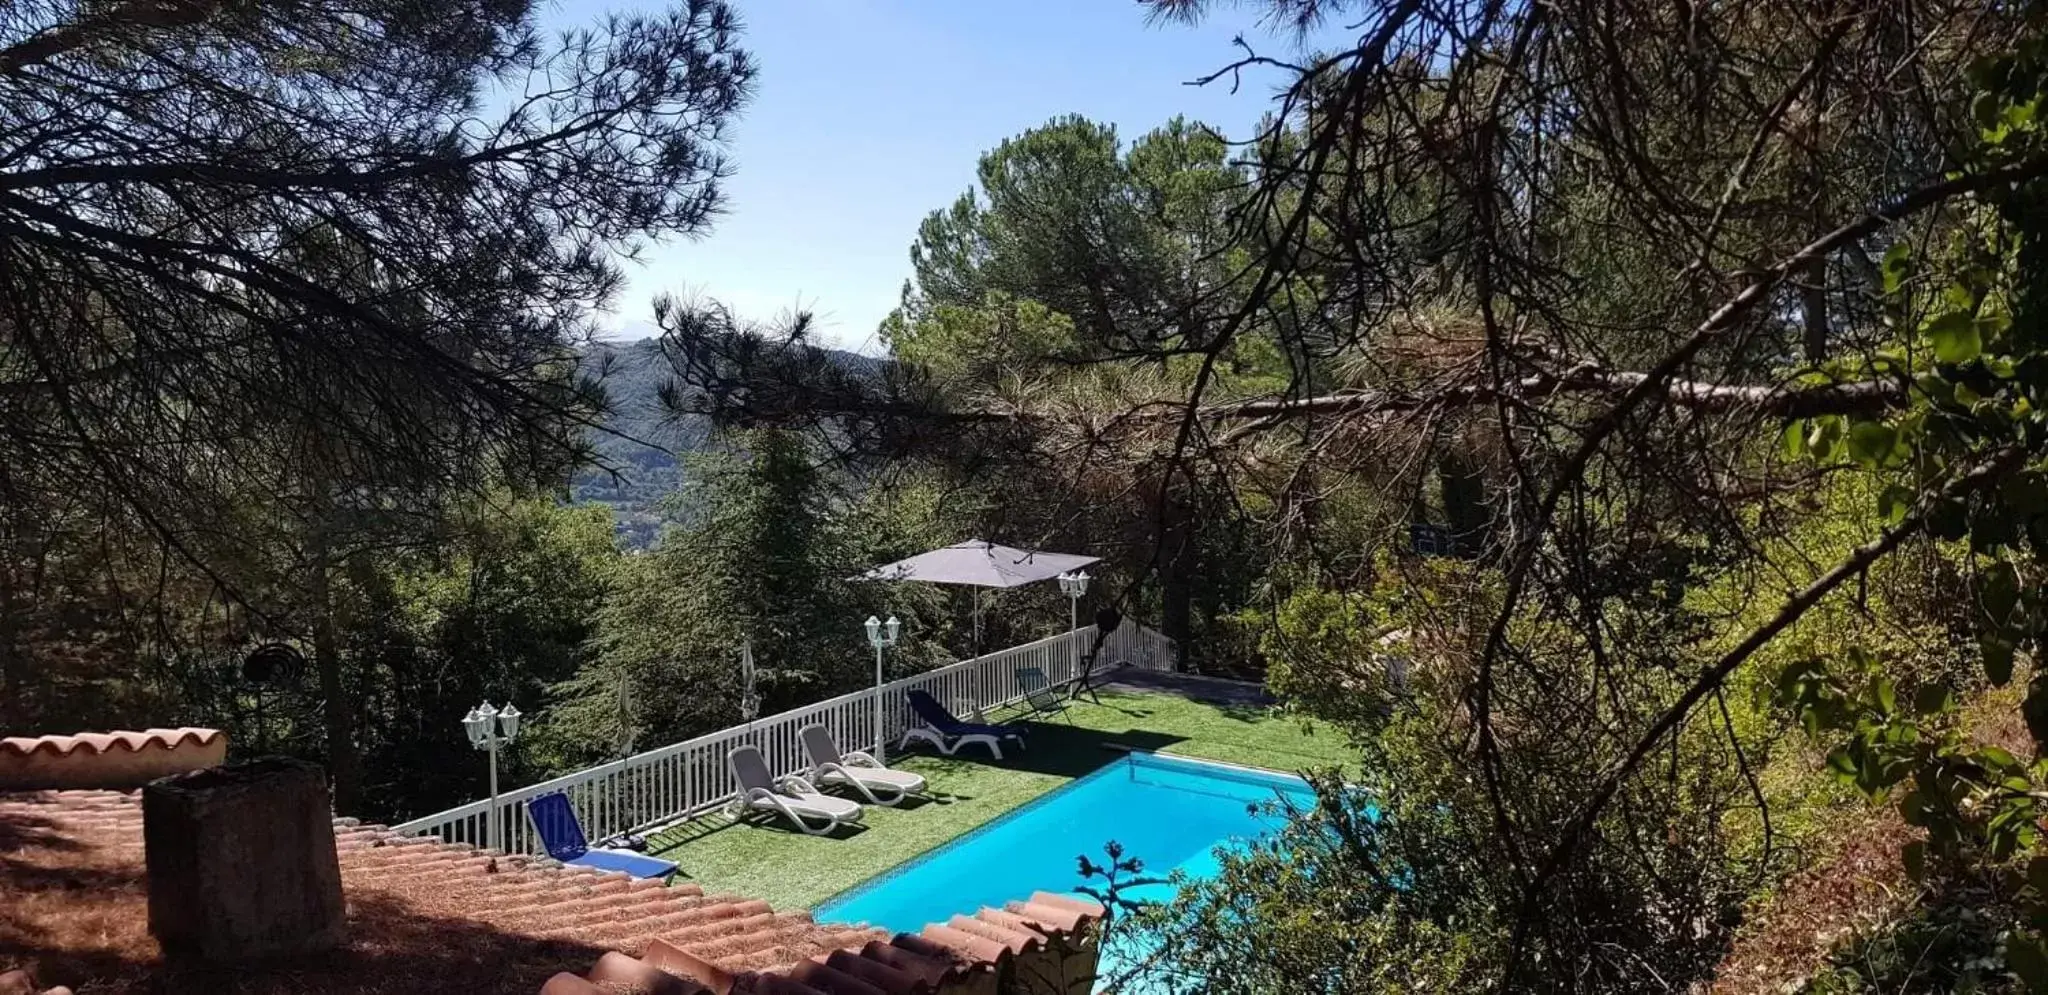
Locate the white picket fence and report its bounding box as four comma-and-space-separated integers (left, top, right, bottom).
391, 620, 1176, 855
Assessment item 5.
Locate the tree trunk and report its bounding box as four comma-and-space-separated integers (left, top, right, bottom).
1801, 72, 1832, 365
1439, 450, 1493, 559
1801, 253, 1829, 363
311, 593, 359, 814
0, 532, 17, 720
308, 509, 360, 815
1159, 494, 1194, 670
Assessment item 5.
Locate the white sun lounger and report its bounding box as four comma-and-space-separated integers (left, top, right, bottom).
800, 724, 927, 807
726, 743, 865, 835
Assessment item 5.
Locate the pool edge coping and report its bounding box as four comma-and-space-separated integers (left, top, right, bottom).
1105, 744, 1313, 782
807, 748, 1313, 920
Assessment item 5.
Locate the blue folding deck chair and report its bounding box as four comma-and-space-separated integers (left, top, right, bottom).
527, 792, 678, 880
900, 689, 1029, 759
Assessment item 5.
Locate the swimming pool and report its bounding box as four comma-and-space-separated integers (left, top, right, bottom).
815, 751, 1314, 936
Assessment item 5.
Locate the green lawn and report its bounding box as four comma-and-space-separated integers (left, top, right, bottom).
645, 686, 1351, 910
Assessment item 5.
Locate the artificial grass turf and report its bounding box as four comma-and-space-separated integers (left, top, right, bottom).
644, 687, 1350, 911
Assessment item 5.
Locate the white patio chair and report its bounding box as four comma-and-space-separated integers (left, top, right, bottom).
725, 743, 865, 835
800, 724, 927, 806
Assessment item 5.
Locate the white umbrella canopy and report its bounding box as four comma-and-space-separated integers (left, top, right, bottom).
860, 540, 1101, 653
860, 540, 1100, 589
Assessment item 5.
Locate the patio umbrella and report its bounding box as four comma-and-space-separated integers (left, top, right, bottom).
739, 639, 760, 722
859, 539, 1101, 653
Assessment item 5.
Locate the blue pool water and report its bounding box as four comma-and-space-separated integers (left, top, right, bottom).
815, 751, 1314, 937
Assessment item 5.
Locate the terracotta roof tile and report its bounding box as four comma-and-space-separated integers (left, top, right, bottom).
786, 958, 892, 995
783, 960, 887, 995
913, 924, 1014, 967
0, 728, 223, 758
584, 950, 713, 995
802, 929, 894, 963
641, 939, 736, 993
538, 972, 611, 995
652, 910, 777, 946
942, 914, 1041, 955
0, 968, 72, 995
0, 729, 226, 790
853, 940, 956, 988
674, 913, 824, 964
1021, 891, 1103, 920
547, 886, 1105, 995
815, 948, 930, 995
713, 927, 889, 975
3, 778, 1105, 995
730, 976, 829, 995
544, 900, 767, 953
966, 908, 1049, 946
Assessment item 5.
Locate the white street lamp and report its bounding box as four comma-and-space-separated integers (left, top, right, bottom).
464, 700, 522, 852
865, 615, 901, 761
1058, 571, 1091, 633
1058, 572, 1092, 683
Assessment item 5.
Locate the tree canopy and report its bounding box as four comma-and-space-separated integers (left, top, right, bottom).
658, 1, 2048, 988
0, 0, 753, 584
0, 0, 757, 812
19, 0, 2048, 989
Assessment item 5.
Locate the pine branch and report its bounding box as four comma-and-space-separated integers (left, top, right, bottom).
0, 0, 219, 77
1184, 367, 1906, 423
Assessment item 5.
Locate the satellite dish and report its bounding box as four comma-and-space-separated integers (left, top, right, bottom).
241, 642, 306, 686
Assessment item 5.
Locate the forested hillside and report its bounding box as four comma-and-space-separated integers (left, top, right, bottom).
574, 337, 880, 547
574, 338, 706, 546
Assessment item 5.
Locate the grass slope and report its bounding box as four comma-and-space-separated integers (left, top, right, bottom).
646, 688, 1349, 911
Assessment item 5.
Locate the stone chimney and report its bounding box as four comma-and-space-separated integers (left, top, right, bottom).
143, 757, 347, 962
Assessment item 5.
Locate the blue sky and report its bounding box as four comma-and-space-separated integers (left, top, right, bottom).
552, 0, 1329, 352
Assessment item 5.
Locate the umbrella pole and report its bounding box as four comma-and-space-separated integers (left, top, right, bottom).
972, 588, 981, 656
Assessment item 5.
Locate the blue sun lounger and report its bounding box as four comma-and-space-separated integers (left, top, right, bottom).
528, 791, 677, 879
901, 689, 1028, 760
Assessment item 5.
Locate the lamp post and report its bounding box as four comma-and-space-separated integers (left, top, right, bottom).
462, 701, 522, 852
864, 615, 901, 761
1058, 571, 1091, 633
1058, 571, 1091, 680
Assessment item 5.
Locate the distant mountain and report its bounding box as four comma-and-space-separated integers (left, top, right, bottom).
572, 337, 880, 547
572, 338, 707, 547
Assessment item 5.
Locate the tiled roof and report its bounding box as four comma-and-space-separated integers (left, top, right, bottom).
0, 729, 224, 758
0, 968, 72, 995
538, 891, 1104, 994
0, 729, 226, 790
0, 789, 1102, 995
